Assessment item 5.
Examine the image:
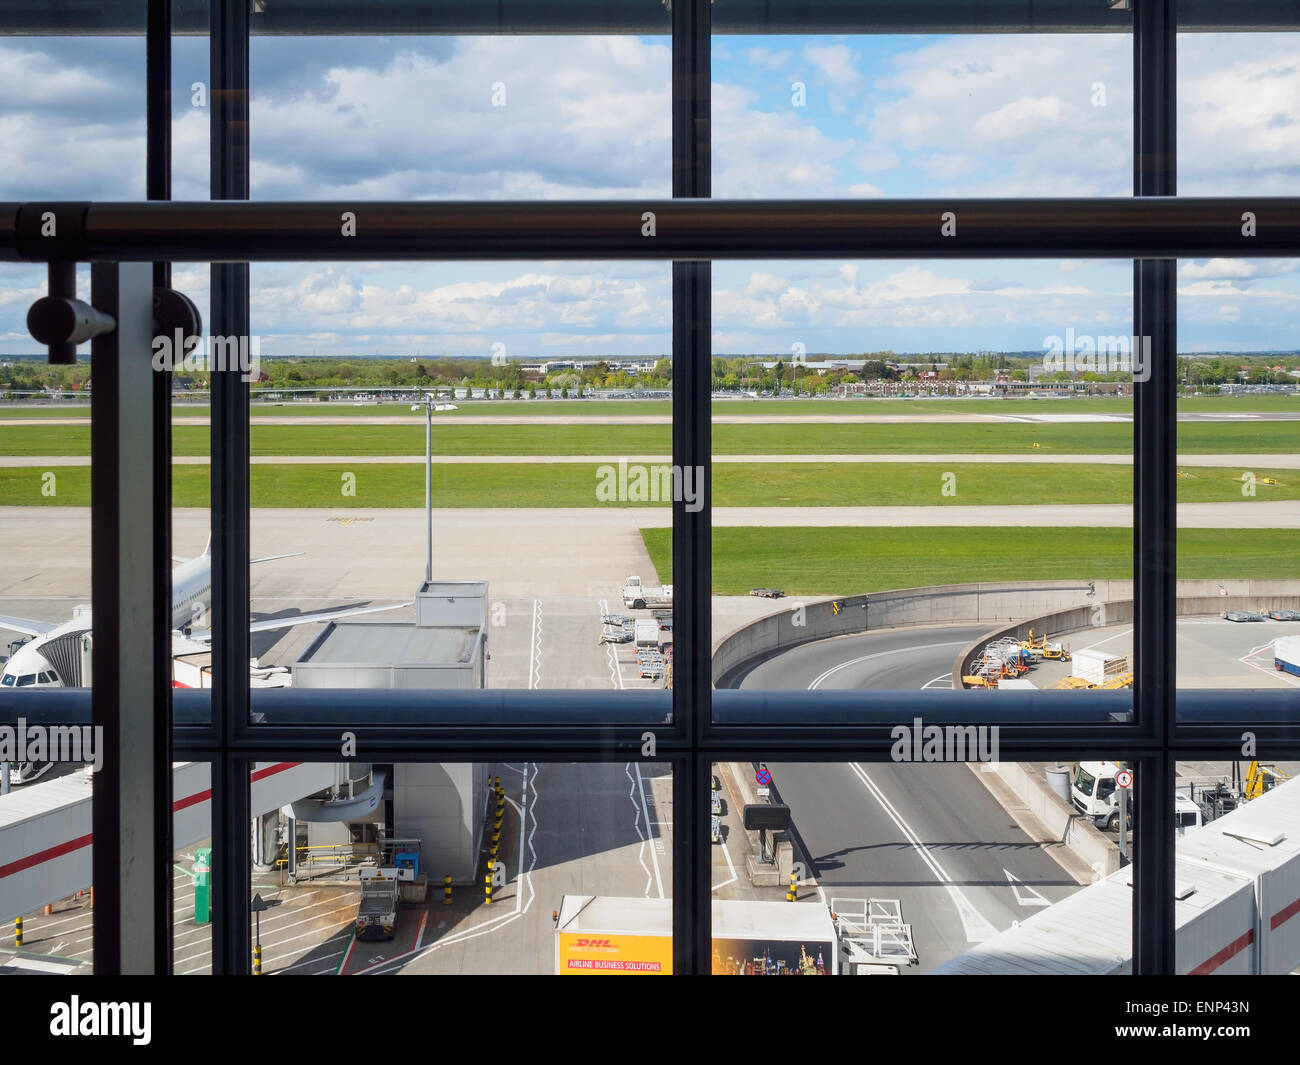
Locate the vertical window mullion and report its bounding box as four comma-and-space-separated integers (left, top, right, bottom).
145, 0, 174, 976
671, 0, 711, 976
209, 0, 252, 977
1132, 0, 1177, 976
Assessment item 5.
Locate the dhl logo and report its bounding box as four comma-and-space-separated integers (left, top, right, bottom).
574, 938, 613, 948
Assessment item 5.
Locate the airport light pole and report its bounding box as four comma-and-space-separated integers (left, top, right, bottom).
411, 392, 458, 583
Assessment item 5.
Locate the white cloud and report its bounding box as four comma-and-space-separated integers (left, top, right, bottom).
1179, 259, 1257, 281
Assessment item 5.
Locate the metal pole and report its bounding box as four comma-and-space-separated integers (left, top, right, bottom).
425, 397, 432, 583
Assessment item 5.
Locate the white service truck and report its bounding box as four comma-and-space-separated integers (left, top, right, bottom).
1072, 761, 1203, 834
622, 575, 673, 610
1274, 635, 1300, 679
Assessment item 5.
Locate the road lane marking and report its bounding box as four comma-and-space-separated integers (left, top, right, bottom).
808, 641, 971, 690
1004, 869, 1051, 907
845, 762, 998, 944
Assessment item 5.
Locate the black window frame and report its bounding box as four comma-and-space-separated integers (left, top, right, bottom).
1, 0, 1299, 976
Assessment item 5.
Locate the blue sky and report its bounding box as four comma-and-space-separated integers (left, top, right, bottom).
1, 32, 1297, 356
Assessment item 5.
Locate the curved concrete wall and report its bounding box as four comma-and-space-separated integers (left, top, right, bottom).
710, 579, 1300, 690
952, 581, 1300, 688
713, 580, 1115, 688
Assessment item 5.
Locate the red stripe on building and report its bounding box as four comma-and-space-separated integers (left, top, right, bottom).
1270, 894, 1300, 931
251, 761, 300, 782
1, 761, 303, 875
0, 833, 93, 880
1190, 928, 1255, 974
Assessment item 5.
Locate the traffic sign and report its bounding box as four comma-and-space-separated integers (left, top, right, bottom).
756, 768, 772, 787
1116, 769, 1133, 789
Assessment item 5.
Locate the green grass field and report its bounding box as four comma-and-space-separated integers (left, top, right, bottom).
1, 461, 1293, 508
0, 392, 1296, 420
642, 527, 1300, 595
1, 417, 1296, 457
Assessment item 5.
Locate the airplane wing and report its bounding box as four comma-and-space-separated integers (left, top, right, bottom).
0, 614, 59, 637
245, 600, 413, 631
181, 601, 413, 644
246, 600, 414, 635
251, 551, 306, 566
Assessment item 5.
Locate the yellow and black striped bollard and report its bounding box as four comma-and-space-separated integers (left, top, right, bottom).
786, 873, 797, 902
485, 860, 495, 905
253, 944, 263, 975
443, 875, 453, 905
14, 916, 22, 947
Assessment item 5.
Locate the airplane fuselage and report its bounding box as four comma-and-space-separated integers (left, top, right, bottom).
0, 557, 213, 689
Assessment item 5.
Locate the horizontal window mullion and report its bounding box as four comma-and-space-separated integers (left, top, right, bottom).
5, 198, 1300, 263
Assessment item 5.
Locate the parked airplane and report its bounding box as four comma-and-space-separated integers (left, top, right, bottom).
0, 540, 410, 782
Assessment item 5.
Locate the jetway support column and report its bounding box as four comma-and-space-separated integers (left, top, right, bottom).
251, 812, 278, 873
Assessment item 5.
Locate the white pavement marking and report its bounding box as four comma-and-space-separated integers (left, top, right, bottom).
1003, 869, 1052, 907
809, 642, 971, 689
528, 598, 542, 690
635, 761, 665, 899
845, 762, 999, 944
1241, 643, 1300, 688
600, 598, 625, 691
1078, 627, 1134, 654
271, 949, 346, 975
628, 764, 654, 897
712, 821, 739, 893
922, 672, 953, 690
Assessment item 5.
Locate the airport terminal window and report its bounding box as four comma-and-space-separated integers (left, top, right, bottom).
2, 1, 1299, 979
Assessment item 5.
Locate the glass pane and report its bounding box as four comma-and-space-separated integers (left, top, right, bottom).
712, 757, 1117, 975
1175, 757, 1300, 975
0, 265, 94, 718
1178, 33, 1300, 195
710, 258, 1136, 720
173, 3, 210, 200
0, 29, 146, 200
1173, 257, 1300, 703
243, 260, 673, 718
249, 34, 670, 201
245, 760, 672, 975
173, 760, 212, 974
0, 764, 95, 973
713, 32, 1131, 198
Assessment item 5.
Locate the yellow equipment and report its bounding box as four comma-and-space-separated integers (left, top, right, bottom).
1245, 762, 1292, 800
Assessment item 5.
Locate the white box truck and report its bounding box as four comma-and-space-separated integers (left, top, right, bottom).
1274, 635, 1300, 679
622, 575, 673, 610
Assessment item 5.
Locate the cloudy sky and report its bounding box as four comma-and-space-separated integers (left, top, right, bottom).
1, 31, 1298, 356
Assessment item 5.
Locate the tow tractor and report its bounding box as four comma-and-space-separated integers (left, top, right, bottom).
356, 868, 401, 940
831, 897, 918, 975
